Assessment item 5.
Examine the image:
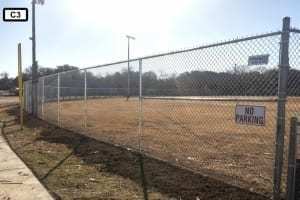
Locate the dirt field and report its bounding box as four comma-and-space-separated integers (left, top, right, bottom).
41, 97, 300, 197
0, 100, 269, 200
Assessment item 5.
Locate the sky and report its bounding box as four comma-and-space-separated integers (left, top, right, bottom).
0, 0, 299, 77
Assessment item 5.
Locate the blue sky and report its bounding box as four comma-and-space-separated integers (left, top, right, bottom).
0, 0, 299, 77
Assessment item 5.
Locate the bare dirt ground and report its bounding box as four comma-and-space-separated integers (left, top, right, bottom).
42, 97, 300, 198
0, 100, 269, 199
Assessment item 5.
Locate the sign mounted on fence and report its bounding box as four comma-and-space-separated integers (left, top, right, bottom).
235, 105, 265, 126
248, 54, 269, 66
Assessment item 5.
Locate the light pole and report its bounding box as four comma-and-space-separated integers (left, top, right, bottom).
30, 0, 44, 116
126, 35, 135, 100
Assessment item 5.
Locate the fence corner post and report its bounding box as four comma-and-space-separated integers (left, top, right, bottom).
273, 16, 291, 200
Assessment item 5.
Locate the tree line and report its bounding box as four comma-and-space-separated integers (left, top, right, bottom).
2, 64, 300, 97
40, 65, 300, 98
0, 72, 17, 91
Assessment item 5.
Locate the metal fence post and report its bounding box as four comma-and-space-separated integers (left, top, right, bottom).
138, 59, 143, 152
286, 117, 298, 200
138, 59, 148, 200
24, 82, 27, 112
274, 16, 290, 200
18, 43, 24, 130
42, 77, 45, 120
32, 60, 39, 117
84, 69, 87, 129
23, 83, 26, 113
58, 73, 60, 127
28, 82, 30, 113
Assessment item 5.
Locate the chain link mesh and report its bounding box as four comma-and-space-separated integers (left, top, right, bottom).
24, 80, 32, 113
282, 31, 300, 195
23, 30, 300, 198
141, 33, 281, 195
42, 74, 58, 125
59, 70, 85, 131
84, 61, 140, 148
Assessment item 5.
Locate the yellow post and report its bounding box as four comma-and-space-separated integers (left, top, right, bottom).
18, 43, 24, 130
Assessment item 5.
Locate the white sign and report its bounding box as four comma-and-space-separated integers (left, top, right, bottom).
235, 105, 265, 126
248, 54, 269, 66
3, 8, 28, 22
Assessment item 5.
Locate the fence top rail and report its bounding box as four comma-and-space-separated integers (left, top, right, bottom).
290, 27, 300, 33
143, 96, 279, 102
28, 30, 285, 81
84, 30, 282, 69
144, 96, 300, 102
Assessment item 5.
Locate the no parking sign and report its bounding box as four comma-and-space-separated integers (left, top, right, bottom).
235, 105, 265, 126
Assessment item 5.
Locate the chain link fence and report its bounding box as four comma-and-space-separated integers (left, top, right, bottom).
24, 19, 300, 199
24, 80, 32, 114
140, 32, 281, 197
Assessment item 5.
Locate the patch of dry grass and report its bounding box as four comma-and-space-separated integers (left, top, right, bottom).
43, 97, 300, 196
0, 101, 271, 199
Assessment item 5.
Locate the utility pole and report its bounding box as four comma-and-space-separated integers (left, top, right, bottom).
126, 35, 135, 100
30, 0, 44, 116
31, 0, 37, 116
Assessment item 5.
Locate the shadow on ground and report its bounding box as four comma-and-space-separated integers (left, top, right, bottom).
3, 105, 270, 200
